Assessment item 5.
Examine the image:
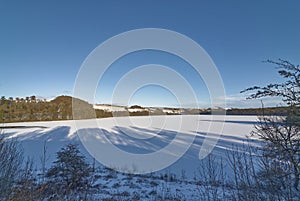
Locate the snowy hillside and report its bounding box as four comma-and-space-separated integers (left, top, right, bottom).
93, 104, 127, 112
93, 104, 196, 115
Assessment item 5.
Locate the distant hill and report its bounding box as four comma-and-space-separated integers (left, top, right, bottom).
0, 95, 290, 123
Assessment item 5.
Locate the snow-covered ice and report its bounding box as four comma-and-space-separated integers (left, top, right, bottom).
2, 115, 259, 176
1, 115, 262, 200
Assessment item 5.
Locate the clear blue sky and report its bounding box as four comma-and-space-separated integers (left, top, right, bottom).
0, 1, 300, 108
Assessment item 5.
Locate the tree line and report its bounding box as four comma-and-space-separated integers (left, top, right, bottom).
0, 95, 75, 123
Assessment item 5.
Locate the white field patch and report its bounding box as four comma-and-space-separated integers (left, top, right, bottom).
127, 108, 148, 113
162, 108, 182, 114
2, 115, 259, 177
93, 104, 127, 112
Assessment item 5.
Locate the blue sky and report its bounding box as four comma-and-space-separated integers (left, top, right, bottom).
0, 1, 300, 108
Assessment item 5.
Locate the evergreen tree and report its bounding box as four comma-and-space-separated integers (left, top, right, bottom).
46, 144, 92, 199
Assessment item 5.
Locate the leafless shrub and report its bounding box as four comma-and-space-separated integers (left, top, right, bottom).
0, 134, 23, 200
197, 154, 227, 201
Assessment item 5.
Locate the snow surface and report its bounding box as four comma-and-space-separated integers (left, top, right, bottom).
2, 115, 259, 176
1, 115, 262, 200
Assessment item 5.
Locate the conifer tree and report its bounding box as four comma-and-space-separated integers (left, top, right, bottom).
46, 144, 92, 199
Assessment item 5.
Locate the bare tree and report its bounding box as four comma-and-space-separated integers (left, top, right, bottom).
0, 134, 23, 200
226, 143, 263, 201
241, 59, 300, 193
197, 154, 227, 201
39, 139, 49, 182
8, 158, 38, 201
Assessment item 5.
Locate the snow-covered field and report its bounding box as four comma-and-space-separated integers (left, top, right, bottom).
3, 115, 260, 174
2, 115, 261, 200
94, 104, 127, 112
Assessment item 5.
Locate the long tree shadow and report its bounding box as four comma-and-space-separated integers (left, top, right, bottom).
3, 126, 93, 169
77, 126, 182, 154
75, 126, 262, 178
2, 122, 263, 179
